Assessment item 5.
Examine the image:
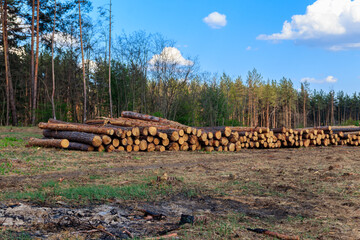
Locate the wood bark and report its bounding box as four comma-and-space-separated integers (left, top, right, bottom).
39, 122, 114, 135
121, 111, 160, 122
43, 129, 102, 147
332, 127, 360, 133
67, 142, 94, 151
28, 138, 69, 148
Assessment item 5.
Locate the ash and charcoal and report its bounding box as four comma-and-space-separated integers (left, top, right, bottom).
0, 202, 193, 239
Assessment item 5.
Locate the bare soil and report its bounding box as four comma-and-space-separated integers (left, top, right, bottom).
0, 127, 359, 239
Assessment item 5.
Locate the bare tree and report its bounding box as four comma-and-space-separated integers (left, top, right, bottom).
1, 0, 17, 125
32, 0, 40, 125
51, 0, 57, 119
79, 0, 87, 122
108, 0, 112, 117
150, 45, 196, 119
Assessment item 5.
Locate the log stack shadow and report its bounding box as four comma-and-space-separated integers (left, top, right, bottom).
27, 111, 360, 152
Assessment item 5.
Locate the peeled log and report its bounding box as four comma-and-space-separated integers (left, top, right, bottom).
28, 138, 69, 149
43, 129, 102, 147
68, 142, 94, 151
39, 122, 114, 136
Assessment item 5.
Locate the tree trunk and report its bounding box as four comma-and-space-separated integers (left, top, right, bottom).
67, 142, 94, 151
51, 0, 57, 119
1, 0, 17, 126
266, 102, 269, 128
121, 111, 160, 122
40, 121, 115, 135
43, 129, 102, 147
28, 138, 69, 148
303, 92, 306, 127
108, 0, 113, 117
30, 0, 35, 123
331, 93, 334, 125
78, 0, 87, 122
32, 0, 40, 125
1, 1, 9, 126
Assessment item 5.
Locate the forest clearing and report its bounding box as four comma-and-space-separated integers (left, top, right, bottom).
1, 126, 360, 239
1, 0, 360, 239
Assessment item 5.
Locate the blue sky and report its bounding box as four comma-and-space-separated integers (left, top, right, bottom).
91, 0, 360, 93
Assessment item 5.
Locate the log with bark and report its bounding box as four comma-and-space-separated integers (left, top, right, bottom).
27, 138, 69, 149
43, 129, 102, 147
68, 142, 94, 151
39, 122, 114, 136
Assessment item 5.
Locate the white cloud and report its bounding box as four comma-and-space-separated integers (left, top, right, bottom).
328, 42, 360, 51
301, 75, 338, 83
257, 0, 360, 50
203, 12, 227, 29
246, 46, 252, 51
325, 75, 338, 83
149, 47, 193, 66
43, 32, 79, 48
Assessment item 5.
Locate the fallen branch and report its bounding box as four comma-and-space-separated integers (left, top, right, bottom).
247, 228, 300, 240
122, 227, 134, 239
145, 233, 178, 240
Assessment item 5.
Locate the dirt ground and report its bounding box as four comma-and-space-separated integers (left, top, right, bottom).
0, 127, 359, 239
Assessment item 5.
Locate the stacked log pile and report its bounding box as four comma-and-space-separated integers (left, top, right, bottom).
27, 112, 360, 152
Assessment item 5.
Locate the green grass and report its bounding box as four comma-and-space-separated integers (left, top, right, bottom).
0, 137, 24, 147
2, 181, 175, 203
0, 230, 32, 240
179, 213, 245, 240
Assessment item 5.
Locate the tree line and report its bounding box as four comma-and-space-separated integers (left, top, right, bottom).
1, 0, 359, 128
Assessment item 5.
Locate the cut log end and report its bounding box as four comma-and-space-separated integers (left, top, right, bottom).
92, 136, 103, 147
